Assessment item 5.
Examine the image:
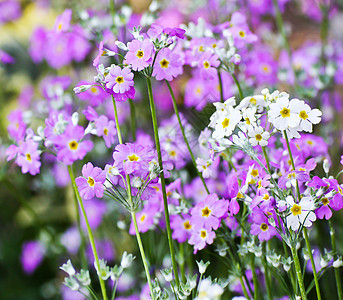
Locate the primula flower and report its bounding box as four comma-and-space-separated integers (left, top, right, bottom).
15, 139, 41, 175
170, 214, 192, 243
279, 196, 316, 231
189, 227, 215, 254
152, 48, 183, 81
50, 124, 93, 165
112, 143, 154, 175
76, 81, 108, 107
124, 39, 154, 71
292, 100, 322, 132
268, 96, 301, 131
105, 65, 135, 102
248, 126, 270, 147
54, 9, 72, 34
210, 107, 242, 140
190, 193, 229, 230
75, 162, 106, 200
0, 49, 15, 64
21, 241, 45, 274
94, 115, 116, 148
198, 50, 220, 80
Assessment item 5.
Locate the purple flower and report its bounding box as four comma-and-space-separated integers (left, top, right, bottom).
112, 143, 154, 175
163, 27, 186, 39
105, 65, 135, 102
190, 193, 229, 230
29, 27, 47, 63
94, 115, 117, 147
198, 50, 220, 80
50, 124, 93, 165
60, 227, 81, 254
9, 139, 41, 175
129, 204, 159, 234
76, 81, 108, 107
124, 39, 154, 71
0, 0, 21, 25
82, 199, 108, 229
93, 41, 104, 67
21, 241, 45, 274
152, 48, 183, 81
7, 109, 26, 142
54, 9, 72, 34
188, 227, 215, 254
75, 162, 106, 200
0, 49, 15, 64
170, 214, 192, 243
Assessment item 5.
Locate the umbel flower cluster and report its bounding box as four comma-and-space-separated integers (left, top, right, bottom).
2, 0, 343, 300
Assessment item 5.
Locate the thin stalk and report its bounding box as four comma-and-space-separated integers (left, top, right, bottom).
329, 219, 343, 300
68, 165, 108, 300
251, 254, 259, 300
291, 244, 307, 300
146, 77, 180, 287
262, 146, 271, 173
217, 69, 224, 103
262, 242, 272, 300
112, 95, 155, 299
165, 80, 210, 194
232, 73, 244, 100
239, 276, 251, 300
284, 131, 321, 299
128, 98, 136, 141
303, 228, 321, 300
180, 242, 186, 282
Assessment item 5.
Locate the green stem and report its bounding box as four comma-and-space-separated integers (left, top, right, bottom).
67, 165, 108, 300
128, 98, 136, 141
329, 219, 343, 300
291, 244, 308, 300
131, 211, 155, 299
239, 276, 251, 300
165, 80, 210, 194
112, 95, 155, 299
251, 254, 259, 300
180, 242, 186, 282
232, 73, 244, 100
262, 146, 271, 173
217, 69, 224, 103
303, 228, 321, 300
262, 242, 272, 300
146, 77, 180, 287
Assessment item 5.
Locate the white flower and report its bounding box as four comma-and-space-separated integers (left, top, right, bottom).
284, 196, 316, 231
195, 278, 224, 300
241, 107, 257, 127
292, 100, 322, 132
333, 257, 343, 268
121, 251, 135, 269
248, 126, 270, 146
196, 260, 210, 274
196, 158, 213, 178
60, 259, 76, 276
95, 259, 111, 280
211, 107, 242, 140
236, 95, 265, 113
268, 96, 301, 131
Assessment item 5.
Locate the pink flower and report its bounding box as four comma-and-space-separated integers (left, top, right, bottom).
198, 50, 220, 80
94, 115, 116, 147
170, 214, 192, 243
54, 9, 72, 34
50, 124, 93, 165
152, 48, 183, 81
93, 41, 104, 67
14, 139, 41, 175
105, 65, 135, 102
124, 39, 154, 71
75, 162, 106, 200
190, 193, 229, 230
21, 241, 45, 274
189, 227, 215, 254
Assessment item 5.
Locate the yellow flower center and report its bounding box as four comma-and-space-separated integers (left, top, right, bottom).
203, 61, 210, 69
69, 140, 78, 150
260, 223, 268, 231
237, 192, 244, 199
287, 172, 296, 179
115, 76, 125, 84
87, 177, 95, 187
322, 198, 329, 206
26, 153, 32, 162
160, 58, 169, 68
307, 140, 313, 145
58, 23, 62, 31
222, 118, 230, 129
291, 204, 302, 216
136, 50, 144, 58
200, 230, 207, 238
246, 117, 251, 125
280, 107, 291, 118
299, 110, 308, 120
263, 194, 270, 200
199, 45, 204, 52
262, 65, 270, 73
140, 214, 146, 222
251, 169, 259, 177
91, 87, 98, 94
184, 221, 192, 230
250, 98, 257, 105
255, 134, 262, 141
128, 154, 139, 162
239, 30, 246, 38
201, 207, 211, 217
170, 150, 176, 157
103, 128, 108, 136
